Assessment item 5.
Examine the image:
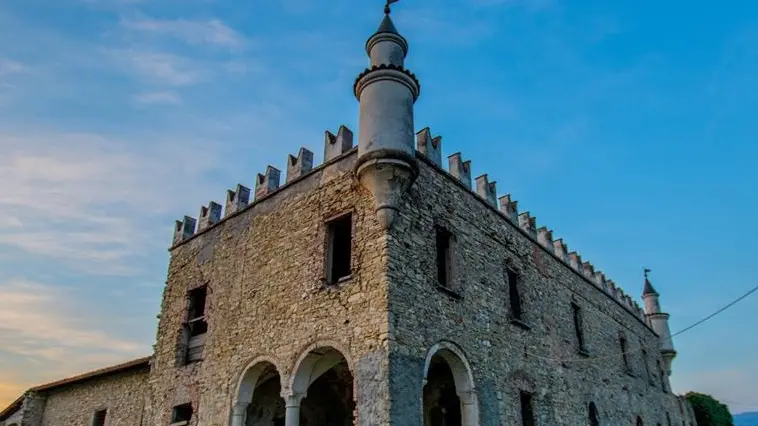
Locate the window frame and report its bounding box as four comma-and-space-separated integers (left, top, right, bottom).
325, 212, 353, 285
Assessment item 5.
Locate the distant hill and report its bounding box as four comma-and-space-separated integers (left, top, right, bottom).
735, 412, 758, 426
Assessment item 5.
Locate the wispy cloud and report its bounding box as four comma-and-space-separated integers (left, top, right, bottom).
120, 17, 249, 49
0, 131, 219, 275
110, 49, 208, 86
133, 90, 182, 105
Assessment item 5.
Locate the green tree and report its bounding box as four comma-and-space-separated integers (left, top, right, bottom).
686, 392, 733, 426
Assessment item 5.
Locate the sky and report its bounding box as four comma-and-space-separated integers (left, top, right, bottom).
0, 0, 757, 415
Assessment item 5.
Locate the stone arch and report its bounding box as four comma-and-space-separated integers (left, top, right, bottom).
422, 341, 479, 426
288, 342, 356, 426
231, 356, 286, 426
588, 402, 599, 426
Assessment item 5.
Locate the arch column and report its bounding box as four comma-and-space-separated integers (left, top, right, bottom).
459, 389, 480, 426
283, 392, 305, 426
230, 400, 248, 426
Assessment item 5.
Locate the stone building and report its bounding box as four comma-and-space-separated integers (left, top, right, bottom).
1, 5, 700, 426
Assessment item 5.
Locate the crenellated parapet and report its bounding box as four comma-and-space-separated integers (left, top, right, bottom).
198, 202, 222, 231
498, 195, 518, 222
475, 174, 497, 207
226, 184, 251, 217
286, 148, 314, 183
413, 126, 655, 324
172, 125, 358, 246
416, 127, 442, 167
448, 153, 472, 189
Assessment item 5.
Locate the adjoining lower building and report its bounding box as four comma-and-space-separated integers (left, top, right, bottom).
1, 5, 700, 426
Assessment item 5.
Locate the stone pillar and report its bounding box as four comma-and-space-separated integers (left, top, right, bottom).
459, 390, 480, 426
284, 393, 305, 426
230, 401, 248, 426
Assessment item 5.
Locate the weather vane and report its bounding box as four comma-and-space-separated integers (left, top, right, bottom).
644, 268, 651, 279
385, 0, 400, 14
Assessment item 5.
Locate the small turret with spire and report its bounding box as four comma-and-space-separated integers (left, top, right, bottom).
642, 268, 677, 387
354, 0, 421, 230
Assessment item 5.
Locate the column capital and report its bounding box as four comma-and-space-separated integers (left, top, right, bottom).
281, 391, 306, 407
232, 400, 248, 415
457, 389, 478, 405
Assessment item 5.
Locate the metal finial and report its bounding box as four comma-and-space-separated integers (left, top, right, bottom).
385, 0, 399, 15
644, 268, 651, 279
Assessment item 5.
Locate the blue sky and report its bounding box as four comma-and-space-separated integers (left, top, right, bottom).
0, 0, 756, 414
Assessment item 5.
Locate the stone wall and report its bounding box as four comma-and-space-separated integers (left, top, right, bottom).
384, 155, 697, 425
146, 150, 393, 425
38, 368, 148, 426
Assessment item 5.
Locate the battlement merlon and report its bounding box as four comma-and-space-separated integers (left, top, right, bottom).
537, 227, 554, 253
568, 252, 584, 274
498, 195, 518, 222
518, 212, 537, 238
416, 127, 442, 168
287, 148, 315, 183
226, 184, 251, 218
475, 174, 497, 207
582, 262, 596, 282
324, 126, 354, 162
255, 166, 281, 201
198, 201, 223, 231
448, 153, 472, 190
553, 239, 568, 262
173, 216, 197, 245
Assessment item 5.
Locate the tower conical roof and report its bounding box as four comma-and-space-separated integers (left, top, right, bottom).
376, 13, 399, 36
643, 278, 658, 296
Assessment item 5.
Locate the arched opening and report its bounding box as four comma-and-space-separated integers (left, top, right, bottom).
291, 346, 355, 426
588, 402, 599, 426
232, 360, 285, 426
637, 416, 644, 426
422, 342, 479, 426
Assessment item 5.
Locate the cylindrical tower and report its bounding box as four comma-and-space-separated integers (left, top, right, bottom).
642, 273, 677, 379
354, 3, 421, 230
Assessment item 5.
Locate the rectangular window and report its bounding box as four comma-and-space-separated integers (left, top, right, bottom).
183, 286, 208, 364
620, 337, 630, 372
572, 303, 586, 352
507, 269, 523, 320
642, 348, 652, 383
519, 391, 536, 426
92, 409, 107, 426
658, 360, 668, 392
435, 227, 454, 288
171, 403, 193, 425
187, 286, 208, 337
326, 213, 352, 284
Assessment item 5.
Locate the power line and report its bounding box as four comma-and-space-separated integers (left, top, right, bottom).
503, 284, 758, 364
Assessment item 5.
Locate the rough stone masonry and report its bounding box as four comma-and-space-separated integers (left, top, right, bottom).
0, 4, 700, 426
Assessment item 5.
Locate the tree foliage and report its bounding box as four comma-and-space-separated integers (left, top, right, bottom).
686, 392, 734, 426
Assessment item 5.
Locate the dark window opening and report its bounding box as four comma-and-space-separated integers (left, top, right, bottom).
326, 214, 352, 284
92, 409, 107, 426
620, 337, 630, 371
520, 391, 536, 426
658, 360, 668, 392
187, 286, 207, 337
172, 403, 193, 424
507, 269, 523, 320
642, 349, 652, 383
589, 402, 599, 426
572, 303, 585, 352
636, 416, 644, 426
435, 227, 454, 288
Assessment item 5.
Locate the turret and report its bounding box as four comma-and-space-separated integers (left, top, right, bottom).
353, 1, 421, 229
642, 269, 677, 385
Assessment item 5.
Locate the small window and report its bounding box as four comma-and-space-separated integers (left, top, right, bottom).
92, 409, 107, 426
620, 337, 630, 372
187, 286, 208, 337
519, 391, 536, 426
326, 213, 352, 284
642, 348, 651, 383
435, 226, 454, 288
507, 269, 523, 320
636, 416, 644, 426
171, 403, 193, 425
667, 413, 672, 426
589, 402, 599, 426
658, 360, 668, 392
572, 303, 586, 352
